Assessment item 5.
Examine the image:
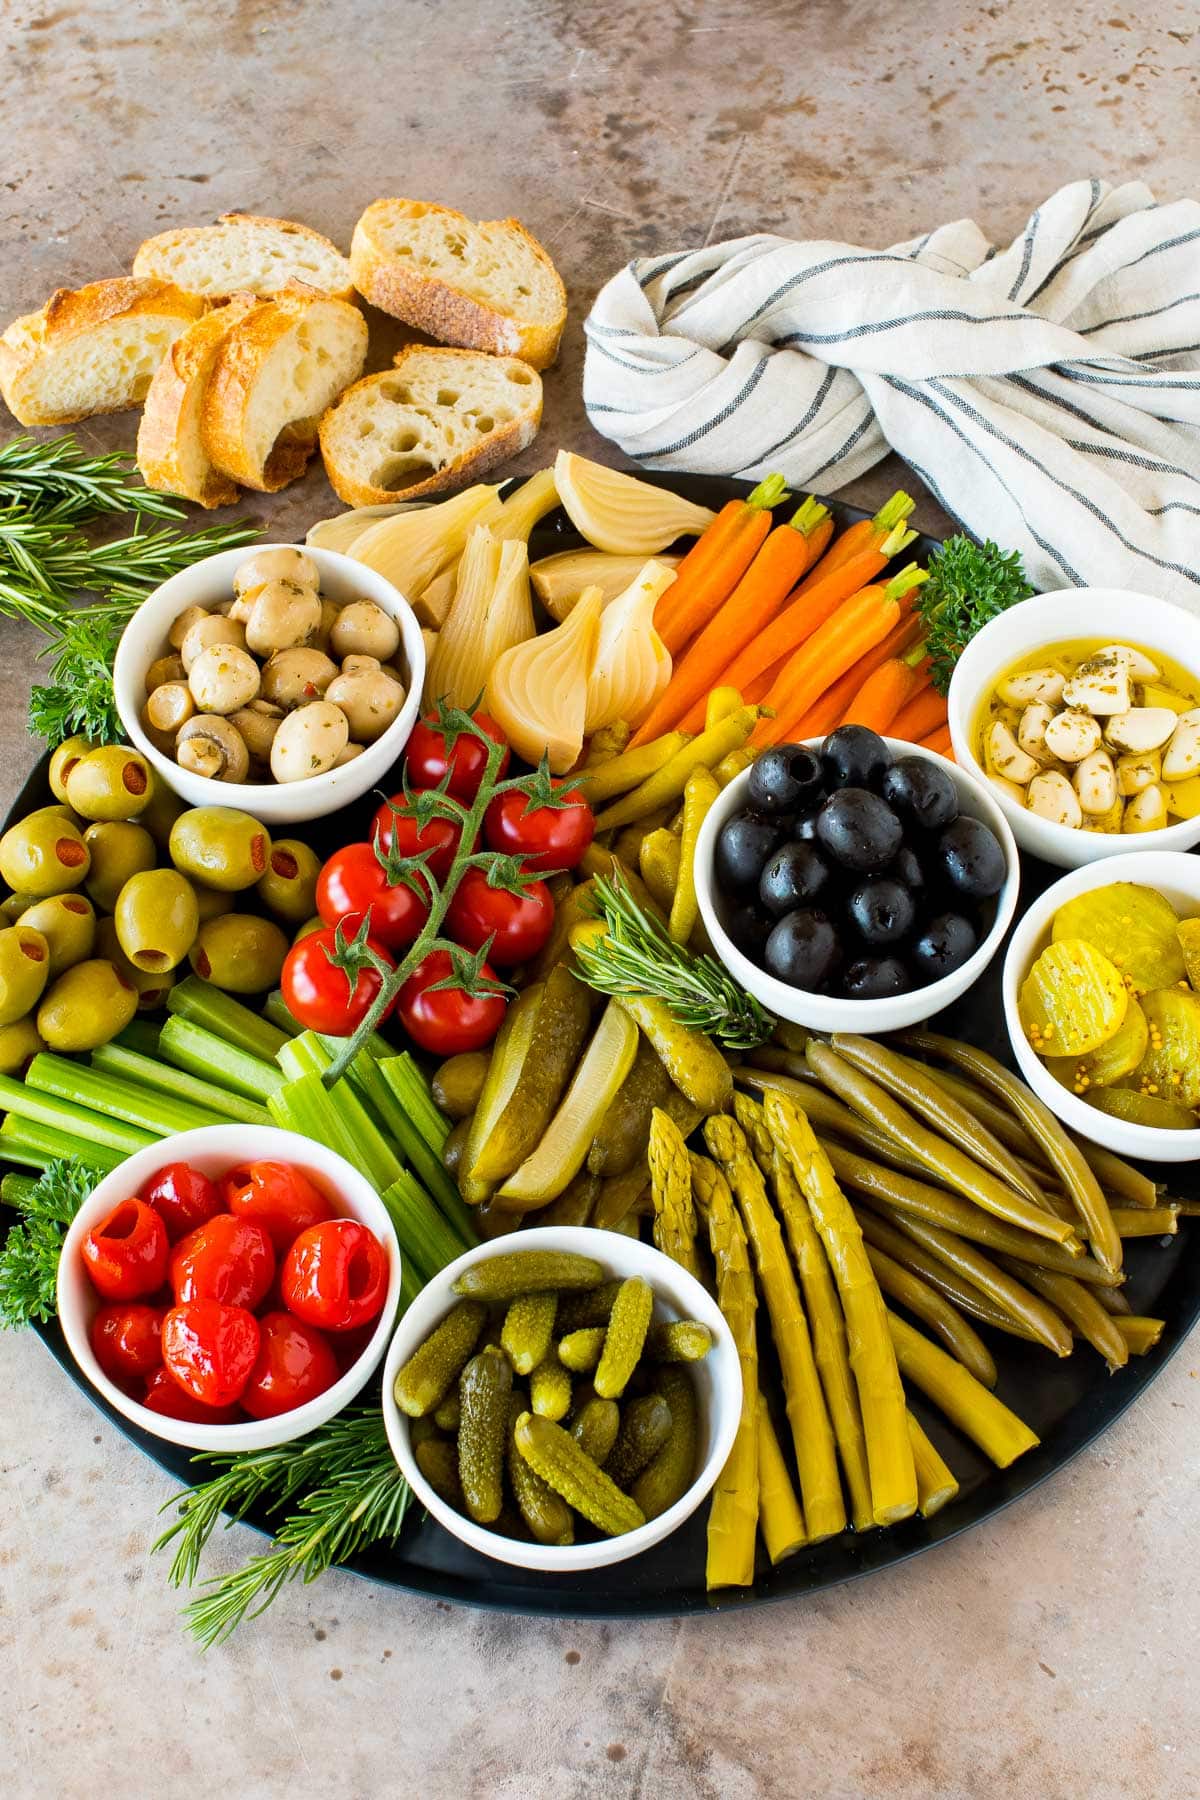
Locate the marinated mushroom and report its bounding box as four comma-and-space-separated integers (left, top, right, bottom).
176, 715, 250, 783
260, 647, 338, 710
180, 612, 247, 674
145, 681, 195, 735
189, 644, 260, 715
145, 653, 186, 695
270, 701, 349, 782
229, 700, 284, 766
168, 605, 209, 652
329, 600, 400, 663
244, 579, 323, 657
233, 546, 320, 604
333, 742, 366, 767
324, 655, 406, 743
311, 597, 342, 653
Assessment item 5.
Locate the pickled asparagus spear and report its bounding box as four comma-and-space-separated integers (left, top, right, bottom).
698, 1153, 759, 1588
906, 1414, 959, 1518
887, 1313, 1039, 1468
705, 1113, 846, 1543
648, 1107, 705, 1283
756, 1393, 806, 1564
765, 1093, 916, 1527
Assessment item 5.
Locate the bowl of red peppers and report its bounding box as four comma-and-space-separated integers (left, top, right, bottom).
56, 1125, 402, 1451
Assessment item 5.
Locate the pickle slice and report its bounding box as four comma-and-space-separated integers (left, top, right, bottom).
1176, 917, 1200, 992
1121, 986, 1200, 1109
1045, 997, 1148, 1093
1086, 1086, 1196, 1131
1051, 883, 1185, 995
1019, 938, 1128, 1058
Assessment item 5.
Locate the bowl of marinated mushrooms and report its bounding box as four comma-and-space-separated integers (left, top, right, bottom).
114, 543, 426, 824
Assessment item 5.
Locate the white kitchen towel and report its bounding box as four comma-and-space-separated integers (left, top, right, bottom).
582, 179, 1200, 607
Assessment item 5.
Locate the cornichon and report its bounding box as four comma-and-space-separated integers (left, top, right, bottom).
604, 1392, 674, 1489
453, 1249, 605, 1302
530, 1356, 573, 1421
433, 1392, 461, 1433
643, 1320, 712, 1362
496, 1001, 640, 1208
470, 966, 593, 1186
631, 1365, 698, 1520
501, 1291, 558, 1376
612, 991, 733, 1114
457, 1347, 512, 1524
392, 1299, 487, 1417
458, 985, 542, 1205
415, 1437, 464, 1509
556, 1278, 623, 1333
587, 1036, 676, 1177
558, 1325, 606, 1372
595, 1277, 654, 1399
506, 1396, 574, 1546
571, 1396, 621, 1464
514, 1412, 645, 1536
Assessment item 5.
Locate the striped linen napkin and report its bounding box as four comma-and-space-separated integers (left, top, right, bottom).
582, 179, 1200, 608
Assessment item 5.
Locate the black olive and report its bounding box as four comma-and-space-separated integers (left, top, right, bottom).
748, 744, 825, 816
881, 756, 959, 831
759, 841, 834, 916
815, 788, 903, 873
933, 815, 1007, 901
724, 901, 774, 964
794, 811, 821, 842
888, 842, 928, 905
845, 876, 916, 947
715, 809, 787, 895
820, 724, 892, 791
910, 911, 980, 981
764, 908, 842, 991
841, 956, 912, 1000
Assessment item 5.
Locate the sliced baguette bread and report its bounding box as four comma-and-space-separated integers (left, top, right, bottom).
133, 213, 355, 302
136, 294, 265, 508
201, 288, 368, 492
350, 200, 566, 370
0, 277, 204, 426
318, 345, 542, 506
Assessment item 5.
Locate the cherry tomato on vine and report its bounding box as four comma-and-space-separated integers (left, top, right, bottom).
170, 1213, 275, 1311
161, 1299, 260, 1407
396, 948, 507, 1055
280, 1219, 389, 1333
240, 1311, 341, 1419
370, 797, 462, 880
445, 865, 554, 966
139, 1161, 222, 1243
316, 842, 429, 950
405, 712, 509, 801
90, 1302, 166, 1382
281, 926, 395, 1036
81, 1198, 169, 1301
224, 1161, 334, 1254
484, 784, 594, 872
142, 1366, 242, 1424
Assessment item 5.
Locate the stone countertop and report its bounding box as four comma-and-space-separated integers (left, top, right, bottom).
1, 2, 1199, 1794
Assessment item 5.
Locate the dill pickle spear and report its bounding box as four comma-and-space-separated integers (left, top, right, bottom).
470, 966, 593, 1185
604, 1393, 673, 1489
393, 1299, 487, 1417
514, 1412, 645, 1536
453, 1249, 605, 1302
501, 1290, 558, 1376
457, 1347, 512, 1524
496, 1001, 640, 1208
587, 1036, 676, 1177
458, 985, 543, 1205
595, 1277, 654, 1399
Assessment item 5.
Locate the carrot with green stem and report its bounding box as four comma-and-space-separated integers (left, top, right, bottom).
791, 616, 924, 740
631, 496, 831, 747
654, 474, 790, 655
753, 565, 930, 747
890, 684, 948, 744
840, 644, 931, 735
793, 491, 915, 593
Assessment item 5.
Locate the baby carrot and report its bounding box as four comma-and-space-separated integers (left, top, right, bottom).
631, 497, 830, 746
654, 474, 789, 655
841, 647, 931, 735
890, 684, 949, 744
792, 491, 915, 594
790, 617, 924, 740
919, 724, 954, 759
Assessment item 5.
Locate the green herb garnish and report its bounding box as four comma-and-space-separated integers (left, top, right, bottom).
918, 535, 1034, 695
0, 1160, 100, 1328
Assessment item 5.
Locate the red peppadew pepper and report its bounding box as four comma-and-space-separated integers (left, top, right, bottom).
240, 1311, 341, 1419
280, 1219, 388, 1333
170, 1213, 275, 1311
81, 1198, 169, 1301
224, 1161, 334, 1254
161, 1299, 260, 1407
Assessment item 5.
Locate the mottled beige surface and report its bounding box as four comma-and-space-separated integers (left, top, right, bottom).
2, 1, 1199, 1795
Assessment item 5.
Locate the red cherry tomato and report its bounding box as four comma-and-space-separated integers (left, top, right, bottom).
162, 1300, 260, 1407
370, 797, 462, 880
224, 1161, 334, 1254
142, 1365, 243, 1424
81, 1198, 169, 1301
90, 1302, 166, 1382
445, 865, 554, 967
316, 842, 429, 950
170, 1213, 275, 1310
240, 1311, 341, 1419
281, 926, 395, 1035
280, 1219, 388, 1333
405, 712, 509, 800
139, 1161, 222, 1243
484, 784, 594, 872
396, 948, 507, 1054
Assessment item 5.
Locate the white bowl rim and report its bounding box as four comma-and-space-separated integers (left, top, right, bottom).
57, 1124, 403, 1452
381, 1226, 742, 1573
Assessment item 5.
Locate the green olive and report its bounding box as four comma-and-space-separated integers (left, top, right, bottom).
256, 838, 322, 925
0, 925, 51, 1026
293, 914, 325, 943
83, 822, 157, 912
169, 806, 272, 892
49, 736, 92, 804
0, 893, 36, 923
65, 745, 153, 822
37, 958, 138, 1051
139, 777, 187, 852
0, 1014, 44, 1075
114, 869, 200, 973
188, 913, 288, 993
95, 918, 177, 1011
20, 893, 96, 978
191, 882, 236, 923
0, 812, 90, 898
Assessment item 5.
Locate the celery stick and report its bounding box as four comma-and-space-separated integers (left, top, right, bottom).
160, 1017, 284, 1100
0, 1074, 153, 1155
0, 1172, 40, 1207
368, 1059, 475, 1245
90, 1045, 272, 1127
114, 1018, 163, 1059
265, 988, 395, 1063
0, 1115, 125, 1174
268, 1072, 402, 1193
381, 1050, 452, 1150
167, 977, 289, 1063
277, 1031, 331, 1083
381, 1172, 465, 1279
398, 1260, 425, 1313
26, 1055, 225, 1138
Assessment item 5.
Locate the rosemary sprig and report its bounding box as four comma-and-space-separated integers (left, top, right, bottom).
0, 1159, 101, 1328
575, 874, 774, 1050
0, 434, 188, 521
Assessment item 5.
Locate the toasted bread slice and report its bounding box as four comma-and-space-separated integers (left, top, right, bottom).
350, 200, 566, 370
201, 288, 368, 493
0, 277, 204, 426
133, 213, 355, 302
136, 294, 265, 508
318, 345, 542, 507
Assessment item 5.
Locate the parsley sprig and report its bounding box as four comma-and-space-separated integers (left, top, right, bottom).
0, 1160, 101, 1328
917, 535, 1034, 695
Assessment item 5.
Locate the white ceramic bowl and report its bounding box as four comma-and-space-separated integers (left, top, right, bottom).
57, 1125, 402, 1451
695, 740, 1020, 1034
1002, 850, 1200, 1164
382, 1227, 741, 1573
948, 587, 1200, 869
114, 543, 426, 826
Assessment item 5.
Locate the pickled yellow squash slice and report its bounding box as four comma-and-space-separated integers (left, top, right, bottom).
1051, 883, 1185, 994
1018, 938, 1127, 1058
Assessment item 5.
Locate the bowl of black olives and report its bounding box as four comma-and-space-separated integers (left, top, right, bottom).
695, 726, 1019, 1032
